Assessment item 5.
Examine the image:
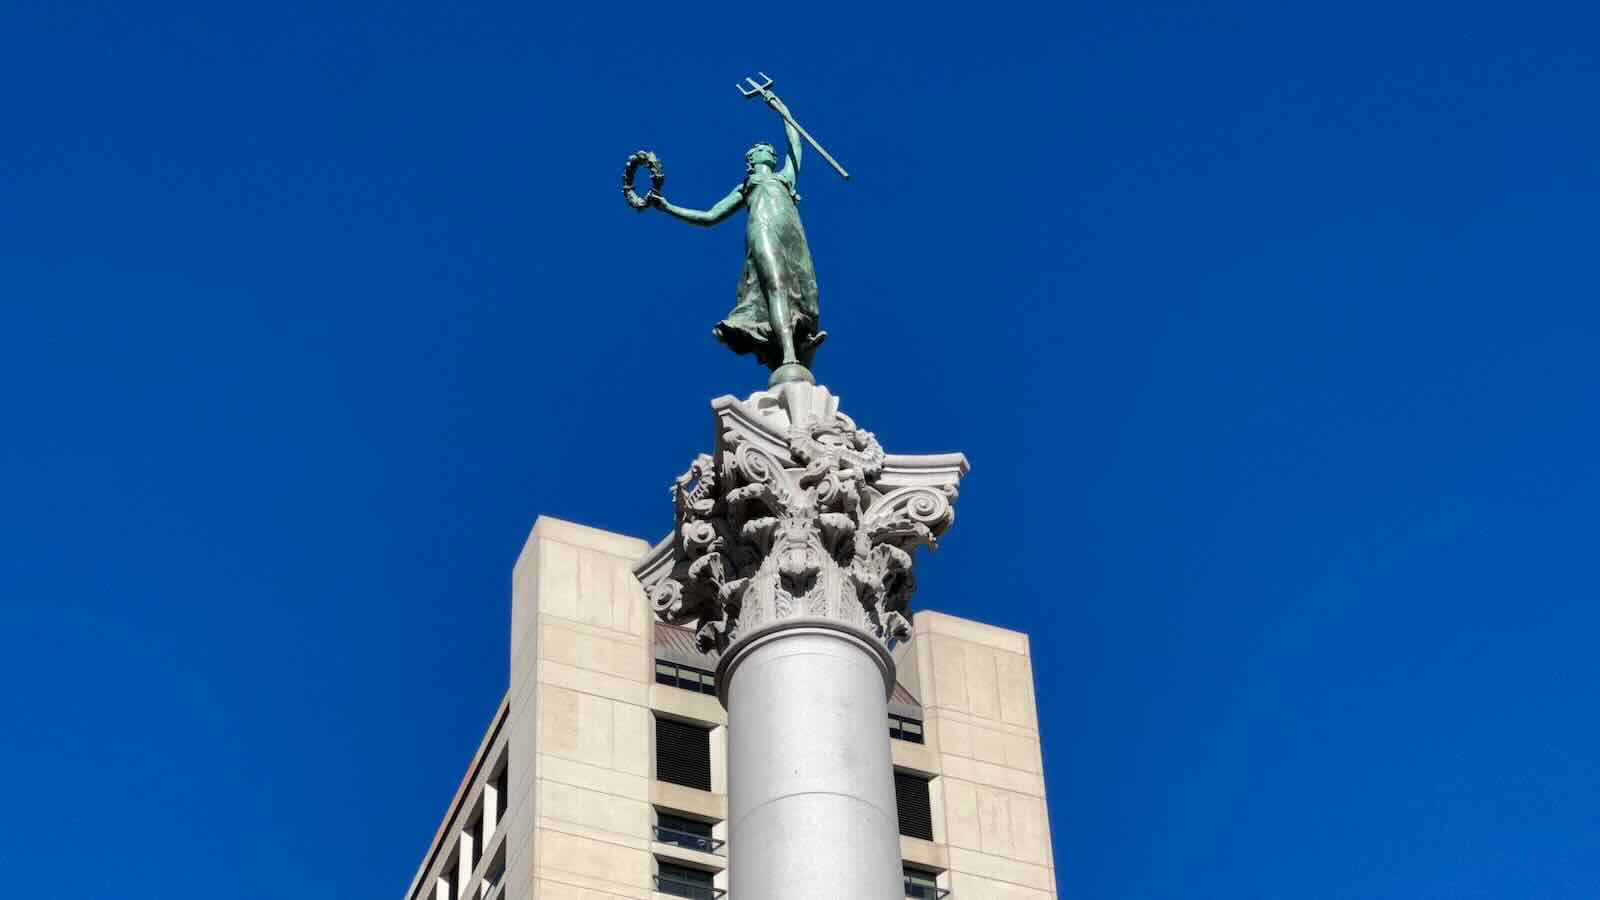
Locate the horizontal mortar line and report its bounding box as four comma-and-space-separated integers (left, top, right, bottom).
538, 613, 647, 629
934, 759, 1049, 781
944, 851, 1057, 889
534, 816, 655, 852
534, 758, 653, 802
538, 662, 652, 686
946, 842, 1058, 869
925, 706, 1040, 729
935, 753, 1043, 775
531, 865, 653, 897
535, 751, 646, 775
530, 681, 649, 706
538, 658, 650, 685
937, 765, 1048, 793
946, 869, 1058, 895
536, 534, 647, 560
540, 656, 650, 679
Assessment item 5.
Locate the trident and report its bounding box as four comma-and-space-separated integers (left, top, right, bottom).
737, 73, 850, 181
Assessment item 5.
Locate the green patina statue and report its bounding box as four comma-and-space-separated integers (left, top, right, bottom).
629, 75, 848, 386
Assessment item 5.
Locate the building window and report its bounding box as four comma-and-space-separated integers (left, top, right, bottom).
656, 717, 713, 791
655, 861, 723, 899
484, 840, 506, 888
894, 771, 934, 841
656, 660, 718, 696
655, 811, 724, 854
493, 766, 508, 823
889, 714, 925, 744
904, 866, 949, 898
467, 813, 482, 871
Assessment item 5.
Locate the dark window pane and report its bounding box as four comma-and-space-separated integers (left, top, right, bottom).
904, 866, 944, 898
655, 659, 718, 696
655, 717, 713, 791
889, 715, 926, 744
468, 815, 482, 870
658, 813, 712, 838
494, 768, 508, 822
895, 772, 934, 840
656, 812, 719, 853
483, 838, 506, 888
656, 862, 718, 899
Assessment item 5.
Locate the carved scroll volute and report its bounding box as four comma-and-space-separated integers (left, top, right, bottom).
648, 575, 687, 622
724, 441, 796, 517
859, 485, 956, 551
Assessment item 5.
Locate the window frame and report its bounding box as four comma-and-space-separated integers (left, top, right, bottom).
903, 865, 951, 899
655, 659, 718, 696
889, 713, 926, 744
654, 860, 724, 899
894, 770, 936, 841
655, 811, 725, 854
654, 715, 714, 791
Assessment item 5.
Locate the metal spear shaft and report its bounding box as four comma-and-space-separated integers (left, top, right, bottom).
738, 74, 850, 181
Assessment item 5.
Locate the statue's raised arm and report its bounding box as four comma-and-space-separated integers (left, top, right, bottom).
738, 73, 848, 181
772, 97, 801, 183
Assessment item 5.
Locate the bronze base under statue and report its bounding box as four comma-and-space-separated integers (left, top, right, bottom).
768, 362, 815, 387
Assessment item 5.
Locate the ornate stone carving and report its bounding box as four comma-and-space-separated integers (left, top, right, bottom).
634, 383, 967, 656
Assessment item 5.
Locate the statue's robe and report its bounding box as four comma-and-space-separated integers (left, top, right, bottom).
713, 168, 822, 369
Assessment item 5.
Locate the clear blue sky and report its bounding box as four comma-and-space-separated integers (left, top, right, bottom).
3, 2, 1597, 897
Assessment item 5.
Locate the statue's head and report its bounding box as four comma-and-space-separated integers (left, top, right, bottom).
745, 142, 778, 173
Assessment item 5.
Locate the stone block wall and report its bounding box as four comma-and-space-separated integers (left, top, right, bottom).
899, 611, 1059, 899
507, 517, 656, 899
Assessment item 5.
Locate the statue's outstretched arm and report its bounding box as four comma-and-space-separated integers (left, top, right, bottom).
653, 187, 744, 228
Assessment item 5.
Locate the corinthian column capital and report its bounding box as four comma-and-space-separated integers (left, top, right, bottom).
634, 382, 968, 697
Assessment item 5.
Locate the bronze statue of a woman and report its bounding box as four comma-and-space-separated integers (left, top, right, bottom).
645, 95, 826, 386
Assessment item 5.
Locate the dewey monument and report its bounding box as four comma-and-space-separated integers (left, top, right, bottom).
630, 75, 970, 899
399, 74, 1058, 900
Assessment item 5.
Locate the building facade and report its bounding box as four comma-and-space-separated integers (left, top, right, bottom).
403, 516, 1057, 900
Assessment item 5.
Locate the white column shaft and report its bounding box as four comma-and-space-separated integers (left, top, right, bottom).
726, 628, 902, 899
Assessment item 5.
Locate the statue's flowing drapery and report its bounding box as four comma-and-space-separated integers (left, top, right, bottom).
713, 169, 821, 369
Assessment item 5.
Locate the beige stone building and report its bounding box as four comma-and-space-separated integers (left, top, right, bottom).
402, 516, 1057, 900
